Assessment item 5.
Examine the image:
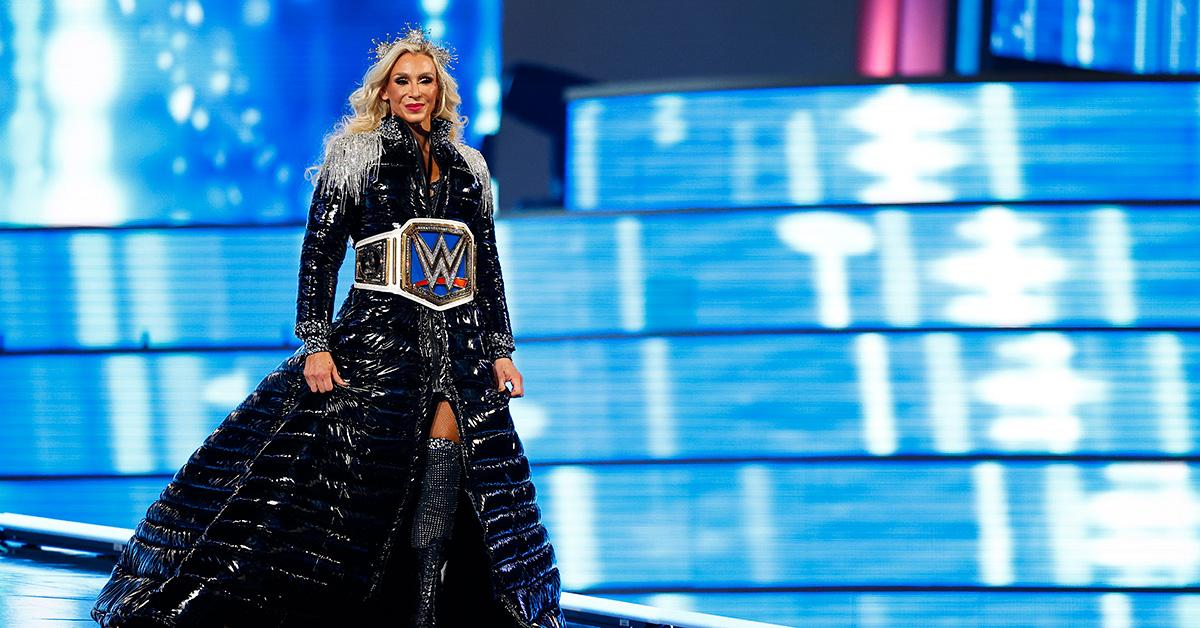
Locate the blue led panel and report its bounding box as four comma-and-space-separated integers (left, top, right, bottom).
565, 81, 1200, 210
5, 461, 1200, 591
1, 204, 1197, 351
1, 331, 1196, 476
992, 0, 1199, 74
0, 0, 500, 227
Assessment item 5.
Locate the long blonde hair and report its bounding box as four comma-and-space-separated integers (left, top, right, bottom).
306, 40, 468, 186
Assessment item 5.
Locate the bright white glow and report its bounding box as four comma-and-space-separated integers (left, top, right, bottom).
641, 338, 677, 458
973, 462, 1014, 585
739, 464, 778, 582
1100, 593, 1132, 628
925, 333, 970, 453
1149, 334, 1191, 454
68, 233, 119, 346
103, 355, 156, 474
203, 367, 250, 407
777, 212, 875, 328
169, 84, 196, 122
784, 110, 821, 204
978, 84, 1024, 200
846, 85, 970, 203
184, 0, 203, 26
45, 30, 121, 103
976, 333, 1103, 453
421, 0, 449, 14
615, 217, 645, 332
1091, 208, 1137, 325
209, 70, 230, 95
476, 75, 501, 107
1075, 0, 1095, 67
509, 400, 549, 441
651, 95, 687, 146
855, 333, 897, 455
47, 173, 124, 225
1085, 463, 1200, 585
546, 467, 600, 589
1172, 596, 1200, 626
570, 101, 602, 209
191, 108, 209, 130
933, 207, 1066, 326
875, 210, 920, 326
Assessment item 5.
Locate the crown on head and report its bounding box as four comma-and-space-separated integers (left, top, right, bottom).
370, 23, 458, 71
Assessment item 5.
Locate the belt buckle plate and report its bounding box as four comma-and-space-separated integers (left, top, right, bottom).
353, 217, 476, 311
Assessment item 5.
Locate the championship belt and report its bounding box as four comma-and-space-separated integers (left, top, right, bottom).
352, 218, 476, 311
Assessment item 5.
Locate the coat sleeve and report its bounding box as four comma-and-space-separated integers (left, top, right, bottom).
294, 141, 362, 356
469, 152, 517, 362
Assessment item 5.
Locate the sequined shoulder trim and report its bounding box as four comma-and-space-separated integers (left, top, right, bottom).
315, 130, 383, 206
453, 142, 494, 217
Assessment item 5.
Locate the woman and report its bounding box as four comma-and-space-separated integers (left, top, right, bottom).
90, 26, 566, 628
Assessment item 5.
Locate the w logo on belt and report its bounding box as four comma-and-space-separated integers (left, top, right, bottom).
352, 218, 476, 311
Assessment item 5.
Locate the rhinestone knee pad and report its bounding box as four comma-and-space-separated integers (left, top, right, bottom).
411, 437, 463, 548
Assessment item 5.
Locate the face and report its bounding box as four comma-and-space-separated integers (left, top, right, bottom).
380, 52, 439, 129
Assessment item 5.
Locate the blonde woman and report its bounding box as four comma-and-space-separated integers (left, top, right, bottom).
91, 26, 565, 628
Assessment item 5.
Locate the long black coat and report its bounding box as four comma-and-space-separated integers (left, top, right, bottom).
90, 114, 566, 627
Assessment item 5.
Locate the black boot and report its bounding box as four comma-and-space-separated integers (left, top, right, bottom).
411, 437, 463, 628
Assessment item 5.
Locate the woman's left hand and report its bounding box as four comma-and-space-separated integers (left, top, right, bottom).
493, 357, 524, 397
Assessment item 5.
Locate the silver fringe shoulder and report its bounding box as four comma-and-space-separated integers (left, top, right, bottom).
453, 142, 495, 218
314, 129, 384, 206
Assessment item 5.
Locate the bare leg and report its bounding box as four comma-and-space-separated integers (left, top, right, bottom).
412, 397, 463, 627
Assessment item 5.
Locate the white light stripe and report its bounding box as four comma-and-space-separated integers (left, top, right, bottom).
1091, 208, 1137, 325
1076, 0, 1095, 67
569, 101, 602, 210
875, 210, 920, 327
1100, 592, 1133, 628
739, 464, 778, 583
1149, 334, 1191, 454
546, 466, 600, 590
785, 111, 821, 205
615, 217, 646, 332
1135, 0, 1149, 72
641, 337, 677, 459
69, 233, 120, 346
125, 233, 176, 344
973, 462, 1015, 585
1023, 0, 1039, 59
104, 355, 156, 474
1044, 464, 1091, 584
925, 333, 971, 453
158, 355, 211, 465
855, 333, 897, 455
978, 84, 1024, 200
7, 0, 46, 223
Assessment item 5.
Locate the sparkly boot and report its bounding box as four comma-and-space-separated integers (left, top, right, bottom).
411, 437, 463, 628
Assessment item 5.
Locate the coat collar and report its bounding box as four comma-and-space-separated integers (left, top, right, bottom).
378, 113, 452, 148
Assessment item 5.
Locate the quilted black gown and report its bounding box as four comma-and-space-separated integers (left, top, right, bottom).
90, 114, 566, 627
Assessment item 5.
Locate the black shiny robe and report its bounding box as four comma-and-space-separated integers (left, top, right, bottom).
90, 115, 566, 627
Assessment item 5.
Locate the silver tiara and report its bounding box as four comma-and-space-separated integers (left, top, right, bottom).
370, 24, 458, 71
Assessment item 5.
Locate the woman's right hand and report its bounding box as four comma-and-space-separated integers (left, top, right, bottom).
304, 351, 349, 393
